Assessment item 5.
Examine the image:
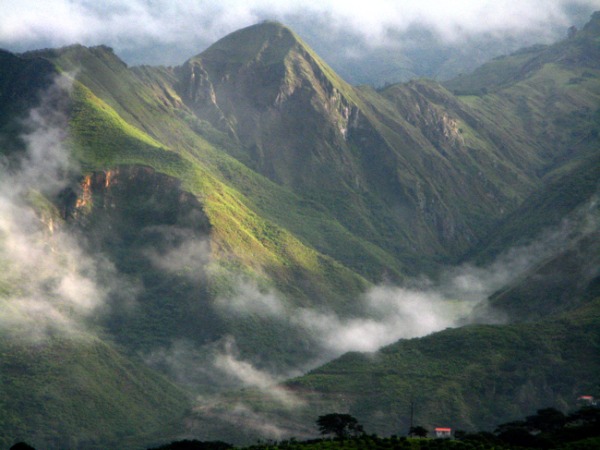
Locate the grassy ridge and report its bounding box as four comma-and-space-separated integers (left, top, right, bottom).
57, 44, 406, 283
69, 79, 372, 306
65, 78, 373, 368
282, 300, 600, 437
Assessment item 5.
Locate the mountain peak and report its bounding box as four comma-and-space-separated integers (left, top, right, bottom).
196, 20, 301, 66
582, 10, 600, 36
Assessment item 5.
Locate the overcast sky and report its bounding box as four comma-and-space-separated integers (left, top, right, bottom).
2, 1, 599, 68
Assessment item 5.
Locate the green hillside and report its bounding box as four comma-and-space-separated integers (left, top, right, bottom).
0, 12, 599, 450
0, 50, 57, 155
487, 233, 600, 321
201, 300, 598, 443
0, 334, 189, 450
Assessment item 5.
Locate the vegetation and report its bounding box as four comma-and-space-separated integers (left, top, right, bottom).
0, 335, 189, 450
409, 426, 428, 438
273, 300, 600, 437
316, 414, 364, 439
151, 406, 600, 450
0, 10, 599, 450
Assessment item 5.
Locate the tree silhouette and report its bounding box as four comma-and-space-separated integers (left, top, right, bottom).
10, 443, 36, 450
409, 426, 428, 438
525, 407, 566, 433
316, 413, 364, 439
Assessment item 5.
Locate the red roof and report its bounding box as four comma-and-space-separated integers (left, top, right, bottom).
578, 395, 594, 400
435, 428, 452, 432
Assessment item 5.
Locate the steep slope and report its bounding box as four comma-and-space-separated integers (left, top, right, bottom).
6, 45, 381, 370
0, 50, 192, 450
468, 152, 600, 323
67, 82, 375, 367
0, 45, 365, 447
182, 15, 600, 444
37, 42, 406, 283
486, 233, 600, 322
187, 148, 600, 443
444, 12, 600, 178
0, 335, 189, 450
465, 151, 600, 264
173, 20, 600, 265
0, 50, 57, 154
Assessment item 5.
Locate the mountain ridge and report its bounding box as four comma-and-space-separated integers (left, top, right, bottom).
0, 13, 599, 448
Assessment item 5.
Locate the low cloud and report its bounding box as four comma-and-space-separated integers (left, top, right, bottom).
1, 1, 597, 66
214, 281, 286, 317
143, 226, 211, 278
215, 196, 598, 359
214, 337, 304, 408
296, 287, 468, 354
0, 75, 136, 341
146, 336, 304, 409
215, 273, 490, 359
213, 281, 469, 362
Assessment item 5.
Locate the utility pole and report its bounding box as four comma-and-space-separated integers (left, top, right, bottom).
409, 398, 414, 436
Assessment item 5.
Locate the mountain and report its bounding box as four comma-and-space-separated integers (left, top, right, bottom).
0, 12, 598, 449
184, 16, 600, 444
169, 21, 596, 267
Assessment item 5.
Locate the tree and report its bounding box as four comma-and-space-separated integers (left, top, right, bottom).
409, 426, 428, 438
525, 407, 566, 433
10, 444, 36, 450
148, 440, 232, 450
316, 413, 364, 439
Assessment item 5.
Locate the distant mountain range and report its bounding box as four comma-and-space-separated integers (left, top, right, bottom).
0, 11, 598, 450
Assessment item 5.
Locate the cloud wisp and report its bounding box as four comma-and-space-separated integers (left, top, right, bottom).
214, 195, 599, 360
0, 75, 135, 341
214, 337, 304, 408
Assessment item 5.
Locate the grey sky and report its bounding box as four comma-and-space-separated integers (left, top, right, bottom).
1, 0, 598, 68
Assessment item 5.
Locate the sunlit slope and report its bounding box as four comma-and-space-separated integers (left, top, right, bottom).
0, 52, 190, 450
174, 20, 600, 266
0, 45, 376, 449
39, 42, 407, 283
65, 81, 373, 363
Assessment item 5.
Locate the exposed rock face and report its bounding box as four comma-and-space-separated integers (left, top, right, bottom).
169, 23, 500, 258
174, 22, 361, 190
65, 165, 207, 227
176, 60, 232, 134
57, 165, 217, 350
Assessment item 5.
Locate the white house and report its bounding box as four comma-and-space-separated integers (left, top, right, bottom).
435, 427, 452, 438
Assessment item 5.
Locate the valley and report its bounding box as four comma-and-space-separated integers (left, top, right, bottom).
0, 11, 599, 450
